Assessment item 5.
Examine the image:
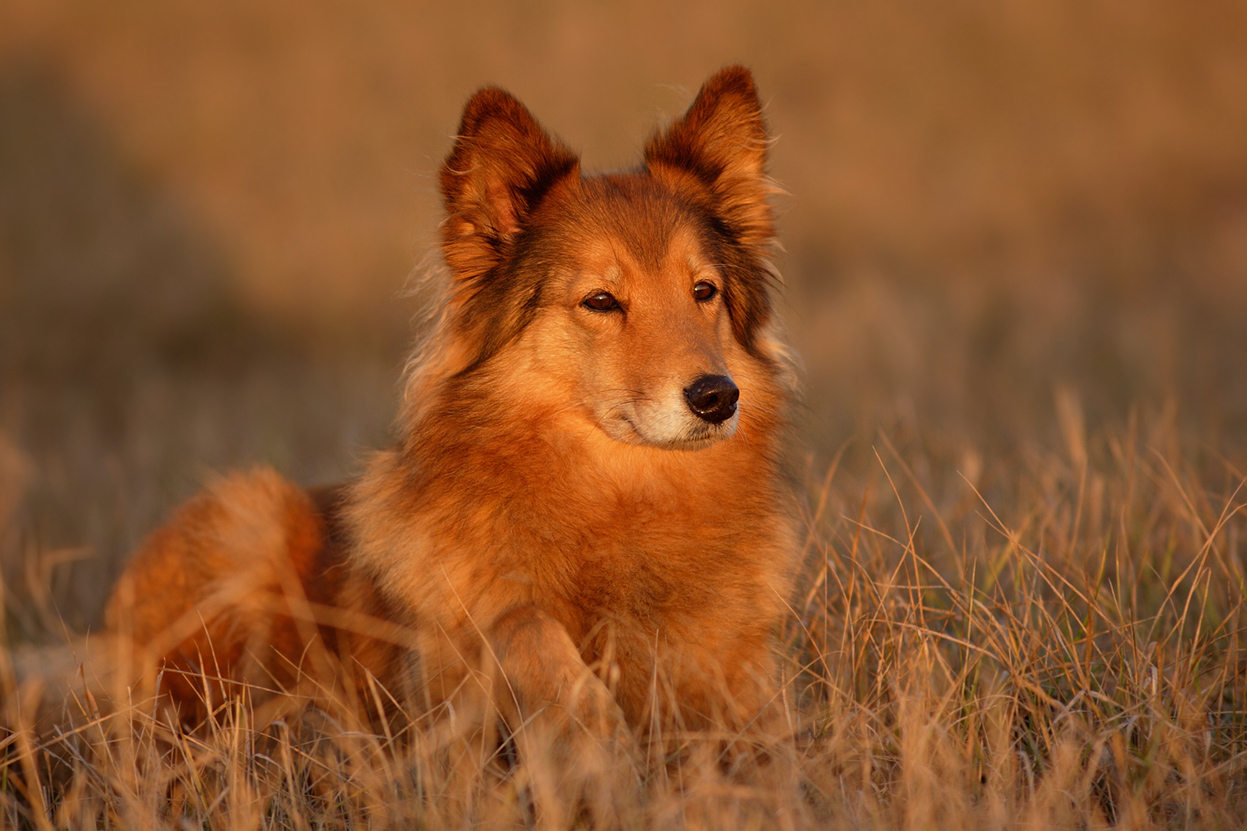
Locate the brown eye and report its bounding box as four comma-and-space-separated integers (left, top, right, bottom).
582, 291, 621, 312
693, 281, 718, 302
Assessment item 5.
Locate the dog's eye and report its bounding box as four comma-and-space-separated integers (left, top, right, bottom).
582, 292, 621, 312
693, 281, 718, 302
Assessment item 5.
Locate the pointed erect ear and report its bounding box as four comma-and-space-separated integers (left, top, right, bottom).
644, 66, 774, 248
440, 88, 580, 281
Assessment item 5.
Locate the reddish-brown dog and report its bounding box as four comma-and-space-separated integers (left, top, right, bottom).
107, 66, 797, 756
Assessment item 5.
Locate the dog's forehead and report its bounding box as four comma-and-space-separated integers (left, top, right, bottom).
557, 174, 716, 276
567, 227, 713, 292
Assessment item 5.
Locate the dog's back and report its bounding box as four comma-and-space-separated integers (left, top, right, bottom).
104, 470, 401, 720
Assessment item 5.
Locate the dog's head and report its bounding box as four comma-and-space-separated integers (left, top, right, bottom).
434, 66, 782, 450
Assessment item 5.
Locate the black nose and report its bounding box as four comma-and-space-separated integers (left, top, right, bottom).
683, 374, 739, 424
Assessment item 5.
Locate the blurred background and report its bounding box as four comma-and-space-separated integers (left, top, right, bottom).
2, 0, 1245, 632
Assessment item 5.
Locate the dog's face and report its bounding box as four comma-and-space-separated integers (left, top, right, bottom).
526, 182, 743, 448
437, 67, 777, 450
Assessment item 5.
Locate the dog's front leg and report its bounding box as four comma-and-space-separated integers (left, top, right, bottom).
487, 605, 630, 749
486, 605, 640, 823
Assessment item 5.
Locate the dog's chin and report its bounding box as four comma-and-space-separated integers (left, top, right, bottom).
607, 414, 738, 451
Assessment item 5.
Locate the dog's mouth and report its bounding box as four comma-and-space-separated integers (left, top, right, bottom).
615, 411, 738, 451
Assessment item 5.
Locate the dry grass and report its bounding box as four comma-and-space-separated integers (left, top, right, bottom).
3, 0, 1247, 827
791, 412, 1247, 828
2, 410, 1245, 829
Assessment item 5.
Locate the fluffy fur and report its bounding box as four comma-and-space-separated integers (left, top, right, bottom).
107, 66, 797, 752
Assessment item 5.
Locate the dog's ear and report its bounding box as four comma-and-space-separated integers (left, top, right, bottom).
646, 67, 777, 352
440, 88, 580, 281
644, 66, 774, 249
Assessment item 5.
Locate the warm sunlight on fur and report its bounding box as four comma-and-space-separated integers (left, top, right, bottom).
87, 67, 802, 823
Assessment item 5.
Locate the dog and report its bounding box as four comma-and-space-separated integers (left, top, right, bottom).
106, 65, 798, 761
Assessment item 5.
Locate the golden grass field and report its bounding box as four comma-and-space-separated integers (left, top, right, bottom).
2, 1, 1247, 828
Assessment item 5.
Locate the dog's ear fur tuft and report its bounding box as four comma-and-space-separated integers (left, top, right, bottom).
440, 88, 580, 281
644, 66, 774, 250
